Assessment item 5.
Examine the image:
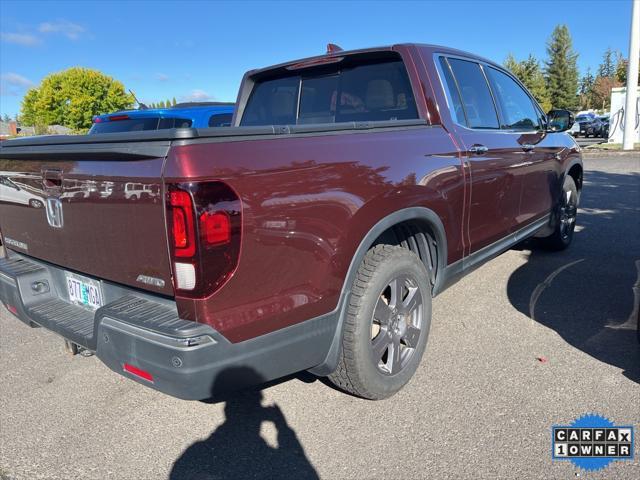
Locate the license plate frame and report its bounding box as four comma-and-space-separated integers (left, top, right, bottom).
65, 272, 103, 311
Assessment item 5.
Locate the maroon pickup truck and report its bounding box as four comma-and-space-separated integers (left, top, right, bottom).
0, 44, 582, 400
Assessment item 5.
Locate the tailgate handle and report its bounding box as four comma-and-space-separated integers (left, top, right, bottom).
42, 169, 63, 191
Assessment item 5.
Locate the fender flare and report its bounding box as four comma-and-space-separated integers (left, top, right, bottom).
309, 207, 447, 376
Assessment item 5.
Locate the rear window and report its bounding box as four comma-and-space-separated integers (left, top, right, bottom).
89, 117, 192, 134
240, 58, 419, 126
208, 113, 233, 127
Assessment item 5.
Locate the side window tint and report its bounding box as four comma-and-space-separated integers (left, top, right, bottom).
208, 113, 233, 127
438, 57, 465, 125
447, 58, 499, 129
486, 67, 540, 130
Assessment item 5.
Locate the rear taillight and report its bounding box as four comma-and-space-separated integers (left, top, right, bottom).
169, 190, 196, 257
166, 182, 241, 298
108, 114, 130, 121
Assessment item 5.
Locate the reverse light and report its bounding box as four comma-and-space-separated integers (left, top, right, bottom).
174, 262, 196, 290
123, 363, 154, 382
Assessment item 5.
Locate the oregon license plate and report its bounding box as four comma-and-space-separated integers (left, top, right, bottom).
66, 273, 103, 310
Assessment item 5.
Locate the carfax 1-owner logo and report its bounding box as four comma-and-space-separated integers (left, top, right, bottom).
552, 414, 635, 471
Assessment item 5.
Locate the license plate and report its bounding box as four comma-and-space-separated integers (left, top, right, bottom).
65, 273, 103, 310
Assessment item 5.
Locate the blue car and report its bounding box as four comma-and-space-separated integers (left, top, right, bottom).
89, 102, 234, 134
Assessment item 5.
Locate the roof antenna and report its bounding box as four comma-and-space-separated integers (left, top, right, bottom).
129, 89, 148, 110
326, 43, 343, 54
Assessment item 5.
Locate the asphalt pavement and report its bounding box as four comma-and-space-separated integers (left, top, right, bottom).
1, 155, 639, 480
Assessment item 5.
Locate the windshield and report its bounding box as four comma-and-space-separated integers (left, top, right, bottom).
575, 115, 593, 122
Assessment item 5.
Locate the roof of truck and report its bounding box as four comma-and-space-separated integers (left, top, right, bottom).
245, 43, 500, 77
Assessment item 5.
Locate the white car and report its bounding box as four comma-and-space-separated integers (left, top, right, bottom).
0, 176, 45, 208
569, 121, 580, 137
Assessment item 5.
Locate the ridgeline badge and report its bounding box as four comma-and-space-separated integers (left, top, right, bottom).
552, 414, 634, 471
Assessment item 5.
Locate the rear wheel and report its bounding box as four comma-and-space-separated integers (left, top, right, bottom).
328, 245, 432, 400
541, 176, 578, 250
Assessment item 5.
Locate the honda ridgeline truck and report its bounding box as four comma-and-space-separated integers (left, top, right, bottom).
0, 44, 582, 400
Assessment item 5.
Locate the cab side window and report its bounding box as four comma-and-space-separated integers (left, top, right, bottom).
485, 67, 540, 131
446, 58, 499, 129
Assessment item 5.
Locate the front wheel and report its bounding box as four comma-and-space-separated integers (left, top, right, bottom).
541, 176, 578, 251
328, 245, 432, 400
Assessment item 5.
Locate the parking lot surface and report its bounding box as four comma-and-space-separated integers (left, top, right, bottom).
1, 155, 639, 480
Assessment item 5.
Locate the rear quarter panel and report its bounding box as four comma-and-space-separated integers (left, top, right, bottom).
166, 126, 463, 341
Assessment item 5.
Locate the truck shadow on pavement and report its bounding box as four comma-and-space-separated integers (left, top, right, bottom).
170, 367, 319, 480
507, 169, 640, 384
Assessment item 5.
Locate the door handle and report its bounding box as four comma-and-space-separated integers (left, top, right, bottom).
468, 144, 488, 155
521, 144, 535, 152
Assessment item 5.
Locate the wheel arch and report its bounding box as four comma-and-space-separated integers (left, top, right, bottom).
310, 207, 447, 376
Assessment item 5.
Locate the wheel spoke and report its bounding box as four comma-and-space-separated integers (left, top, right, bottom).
403, 325, 421, 348
374, 299, 393, 326
389, 278, 402, 309
371, 330, 391, 361
390, 338, 402, 374
402, 286, 419, 314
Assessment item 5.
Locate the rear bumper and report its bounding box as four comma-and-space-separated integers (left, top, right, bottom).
0, 253, 338, 400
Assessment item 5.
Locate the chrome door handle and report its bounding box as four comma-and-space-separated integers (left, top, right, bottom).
468, 144, 488, 155
522, 144, 535, 152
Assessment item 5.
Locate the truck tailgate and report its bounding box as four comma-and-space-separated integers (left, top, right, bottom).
0, 139, 174, 296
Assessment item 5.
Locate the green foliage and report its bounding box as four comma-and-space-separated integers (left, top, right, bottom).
19, 67, 134, 131
544, 25, 579, 110
172, 97, 177, 106
578, 67, 595, 109
166, 99, 172, 108
504, 53, 552, 112
597, 48, 617, 78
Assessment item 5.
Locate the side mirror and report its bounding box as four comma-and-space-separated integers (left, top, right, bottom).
547, 109, 574, 132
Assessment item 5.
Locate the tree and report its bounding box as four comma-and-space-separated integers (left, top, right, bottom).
615, 54, 640, 84
172, 97, 177, 106
159, 100, 166, 108
591, 75, 622, 110
591, 48, 623, 110
20, 67, 134, 131
166, 98, 172, 108
545, 25, 579, 110
597, 48, 618, 78
1, 114, 11, 122
578, 68, 595, 110
504, 54, 552, 112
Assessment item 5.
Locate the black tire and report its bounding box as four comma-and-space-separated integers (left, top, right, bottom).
328, 245, 432, 400
541, 175, 578, 251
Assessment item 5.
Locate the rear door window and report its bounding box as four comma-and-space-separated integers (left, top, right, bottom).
485, 67, 540, 131
446, 58, 499, 129
240, 58, 418, 126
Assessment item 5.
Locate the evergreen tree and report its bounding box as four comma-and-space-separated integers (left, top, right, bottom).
544, 25, 579, 110
578, 68, 595, 110
167, 98, 172, 108
597, 48, 617, 78
172, 97, 177, 106
504, 54, 552, 111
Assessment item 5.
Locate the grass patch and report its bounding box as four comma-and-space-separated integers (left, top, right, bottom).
584, 142, 640, 151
